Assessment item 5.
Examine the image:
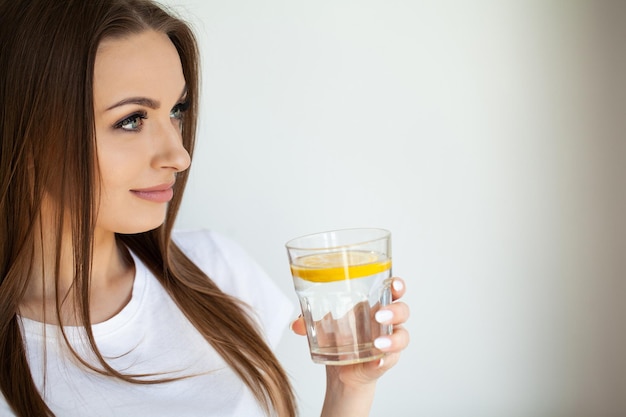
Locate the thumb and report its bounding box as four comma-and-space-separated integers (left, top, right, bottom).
290, 315, 306, 336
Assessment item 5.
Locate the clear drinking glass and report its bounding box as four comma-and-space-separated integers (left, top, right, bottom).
286, 228, 392, 365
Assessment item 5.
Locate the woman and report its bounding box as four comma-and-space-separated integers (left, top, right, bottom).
0, 0, 410, 416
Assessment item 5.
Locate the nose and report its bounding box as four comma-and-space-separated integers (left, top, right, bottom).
151, 119, 191, 173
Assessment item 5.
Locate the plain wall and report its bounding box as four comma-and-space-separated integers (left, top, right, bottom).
162, 1, 625, 416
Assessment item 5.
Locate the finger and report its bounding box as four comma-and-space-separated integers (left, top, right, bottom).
373, 326, 410, 353
377, 351, 402, 372
391, 277, 406, 301
374, 301, 410, 325
360, 350, 402, 379
290, 315, 306, 336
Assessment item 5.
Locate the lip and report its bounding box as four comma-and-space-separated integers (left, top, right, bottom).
130, 182, 175, 203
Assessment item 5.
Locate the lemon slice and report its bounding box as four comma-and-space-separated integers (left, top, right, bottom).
291, 251, 391, 283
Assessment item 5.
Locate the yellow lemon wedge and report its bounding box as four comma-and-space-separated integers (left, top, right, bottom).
291, 251, 391, 283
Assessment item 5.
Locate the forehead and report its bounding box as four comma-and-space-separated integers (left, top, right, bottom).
93, 30, 185, 108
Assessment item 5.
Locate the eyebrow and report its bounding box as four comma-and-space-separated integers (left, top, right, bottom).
105, 86, 188, 112
106, 97, 160, 111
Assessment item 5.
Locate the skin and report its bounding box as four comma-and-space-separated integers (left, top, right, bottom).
93, 31, 191, 236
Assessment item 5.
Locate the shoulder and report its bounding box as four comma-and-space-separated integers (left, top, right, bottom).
172, 229, 246, 274
0, 392, 14, 417
172, 228, 238, 260
171, 229, 266, 292
171, 229, 295, 347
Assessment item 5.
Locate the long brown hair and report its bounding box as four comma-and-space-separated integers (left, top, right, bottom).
0, 0, 296, 416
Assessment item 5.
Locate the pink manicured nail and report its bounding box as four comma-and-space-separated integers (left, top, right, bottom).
374, 337, 392, 350
375, 309, 394, 324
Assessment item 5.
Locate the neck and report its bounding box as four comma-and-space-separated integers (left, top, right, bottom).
20, 219, 135, 325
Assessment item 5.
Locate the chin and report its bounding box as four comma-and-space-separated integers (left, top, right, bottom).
112, 218, 167, 235
135, 220, 167, 234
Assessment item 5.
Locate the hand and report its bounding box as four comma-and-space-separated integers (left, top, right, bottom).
291, 277, 410, 416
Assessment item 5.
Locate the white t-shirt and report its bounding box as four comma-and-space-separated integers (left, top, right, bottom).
1, 230, 295, 417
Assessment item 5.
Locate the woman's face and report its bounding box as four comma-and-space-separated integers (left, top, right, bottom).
93, 30, 190, 235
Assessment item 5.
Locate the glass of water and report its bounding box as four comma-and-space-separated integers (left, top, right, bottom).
286, 228, 392, 365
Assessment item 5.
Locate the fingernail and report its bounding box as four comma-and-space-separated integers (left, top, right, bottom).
374, 337, 392, 350
375, 309, 394, 324
377, 357, 385, 368
392, 279, 404, 292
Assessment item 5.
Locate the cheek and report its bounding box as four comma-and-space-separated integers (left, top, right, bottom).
96, 141, 140, 192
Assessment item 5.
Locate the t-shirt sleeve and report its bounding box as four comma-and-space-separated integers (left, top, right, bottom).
172, 229, 295, 348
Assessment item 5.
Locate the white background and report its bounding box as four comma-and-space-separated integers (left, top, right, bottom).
163, 1, 625, 416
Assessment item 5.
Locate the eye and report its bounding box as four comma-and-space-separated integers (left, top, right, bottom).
114, 112, 147, 131
170, 100, 190, 121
